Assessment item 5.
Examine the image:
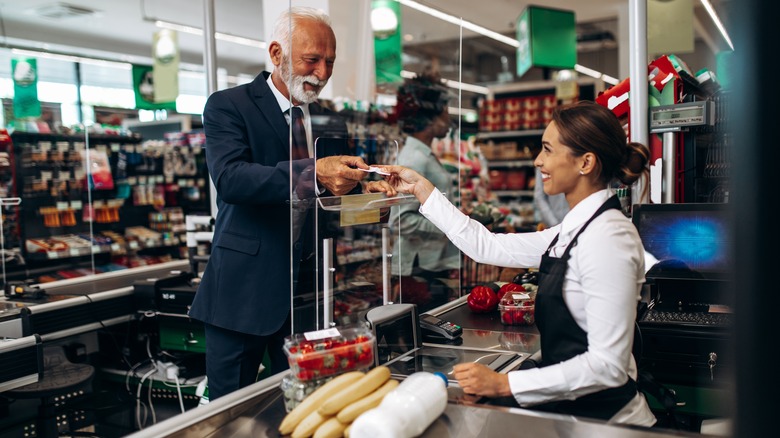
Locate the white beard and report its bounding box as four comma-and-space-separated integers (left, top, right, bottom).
279, 57, 327, 104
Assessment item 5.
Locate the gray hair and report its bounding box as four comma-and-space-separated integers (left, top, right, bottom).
271, 6, 332, 53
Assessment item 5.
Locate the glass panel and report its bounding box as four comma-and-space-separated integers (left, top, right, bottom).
285, 1, 367, 334
311, 138, 410, 330
286, 1, 469, 333
384, 3, 465, 314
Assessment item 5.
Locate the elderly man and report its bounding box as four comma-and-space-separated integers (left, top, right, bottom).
189, 6, 392, 400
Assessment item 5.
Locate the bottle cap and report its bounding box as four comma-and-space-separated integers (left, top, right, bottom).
433, 371, 448, 387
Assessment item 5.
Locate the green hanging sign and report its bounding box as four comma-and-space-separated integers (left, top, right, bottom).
12, 58, 42, 119
516, 6, 577, 78
372, 0, 402, 84
132, 64, 176, 110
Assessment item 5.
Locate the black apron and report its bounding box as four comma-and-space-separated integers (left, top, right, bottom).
532, 195, 638, 420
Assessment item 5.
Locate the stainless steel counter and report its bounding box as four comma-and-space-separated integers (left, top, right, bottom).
123, 298, 719, 438
125, 371, 712, 438
0, 260, 191, 339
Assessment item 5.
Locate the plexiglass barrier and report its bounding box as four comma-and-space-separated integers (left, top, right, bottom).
286, 0, 467, 333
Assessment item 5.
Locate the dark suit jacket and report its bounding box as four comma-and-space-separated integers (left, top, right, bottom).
189, 72, 349, 336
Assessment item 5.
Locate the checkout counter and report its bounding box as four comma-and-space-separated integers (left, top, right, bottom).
0, 260, 192, 436
121, 297, 715, 438
0, 193, 731, 437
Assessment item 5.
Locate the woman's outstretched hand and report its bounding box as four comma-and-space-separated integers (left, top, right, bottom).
372, 165, 436, 204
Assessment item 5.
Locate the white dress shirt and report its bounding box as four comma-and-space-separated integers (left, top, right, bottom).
420, 187, 656, 426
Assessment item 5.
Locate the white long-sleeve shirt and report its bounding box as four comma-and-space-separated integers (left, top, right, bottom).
420, 188, 656, 426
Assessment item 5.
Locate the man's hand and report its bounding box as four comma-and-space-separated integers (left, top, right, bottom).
316, 155, 369, 196
363, 180, 397, 197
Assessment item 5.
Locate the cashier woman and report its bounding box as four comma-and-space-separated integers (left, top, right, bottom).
376, 101, 656, 426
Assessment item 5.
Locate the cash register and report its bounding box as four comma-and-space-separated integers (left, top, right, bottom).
365, 304, 522, 387
632, 202, 732, 388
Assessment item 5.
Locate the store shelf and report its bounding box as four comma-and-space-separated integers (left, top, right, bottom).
475, 129, 544, 141
336, 249, 381, 266
487, 160, 534, 169
25, 236, 182, 261
492, 190, 534, 198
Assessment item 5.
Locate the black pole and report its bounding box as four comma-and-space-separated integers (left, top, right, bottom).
732, 0, 777, 436
74, 62, 83, 124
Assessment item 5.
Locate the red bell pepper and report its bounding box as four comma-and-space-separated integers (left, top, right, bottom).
467, 285, 499, 313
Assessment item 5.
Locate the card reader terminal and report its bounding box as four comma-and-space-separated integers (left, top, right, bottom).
420, 314, 462, 340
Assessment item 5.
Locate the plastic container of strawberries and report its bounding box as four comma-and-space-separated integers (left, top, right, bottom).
283, 326, 375, 381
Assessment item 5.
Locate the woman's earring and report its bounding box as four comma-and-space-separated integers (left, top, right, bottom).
579, 170, 584, 175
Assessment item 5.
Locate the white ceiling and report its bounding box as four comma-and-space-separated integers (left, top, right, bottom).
0, 0, 730, 82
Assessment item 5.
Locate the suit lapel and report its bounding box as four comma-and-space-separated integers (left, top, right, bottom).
250, 72, 289, 146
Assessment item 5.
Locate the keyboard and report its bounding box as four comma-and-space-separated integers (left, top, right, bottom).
640, 309, 732, 327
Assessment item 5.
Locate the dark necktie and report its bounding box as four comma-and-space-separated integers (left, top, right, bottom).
288, 106, 309, 160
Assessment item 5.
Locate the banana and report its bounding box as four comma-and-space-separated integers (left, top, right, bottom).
336, 378, 399, 423
278, 371, 364, 435
318, 366, 391, 416
313, 416, 348, 438
292, 410, 330, 438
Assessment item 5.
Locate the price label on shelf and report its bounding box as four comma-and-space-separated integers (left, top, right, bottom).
70, 249, 81, 257
48, 251, 59, 259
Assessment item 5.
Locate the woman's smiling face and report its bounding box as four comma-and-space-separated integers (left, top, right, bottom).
533, 121, 581, 197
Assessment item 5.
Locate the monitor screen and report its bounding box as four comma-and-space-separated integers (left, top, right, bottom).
632, 203, 731, 280
374, 311, 418, 365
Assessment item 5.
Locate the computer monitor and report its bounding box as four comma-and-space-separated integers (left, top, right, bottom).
632, 203, 731, 280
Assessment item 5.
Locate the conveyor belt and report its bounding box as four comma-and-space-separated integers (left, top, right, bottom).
124, 371, 705, 438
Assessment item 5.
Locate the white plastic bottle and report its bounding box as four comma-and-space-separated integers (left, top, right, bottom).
350, 371, 448, 438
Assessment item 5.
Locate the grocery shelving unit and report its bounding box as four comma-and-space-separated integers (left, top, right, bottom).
3, 131, 211, 285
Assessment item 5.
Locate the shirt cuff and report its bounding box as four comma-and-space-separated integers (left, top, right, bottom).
507, 364, 572, 406
419, 188, 457, 233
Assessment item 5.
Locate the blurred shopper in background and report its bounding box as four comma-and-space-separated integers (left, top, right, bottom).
390, 71, 460, 312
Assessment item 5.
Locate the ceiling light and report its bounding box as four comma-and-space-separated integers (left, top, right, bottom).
154, 20, 266, 49
441, 77, 489, 95
449, 106, 478, 119
401, 70, 489, 95
371, 6, 399, 38
28, 2, 98, 20
11, 48, 131, 69
398, 0, 519, 47
574, 64, 619, 85
699, 0, 733, 51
